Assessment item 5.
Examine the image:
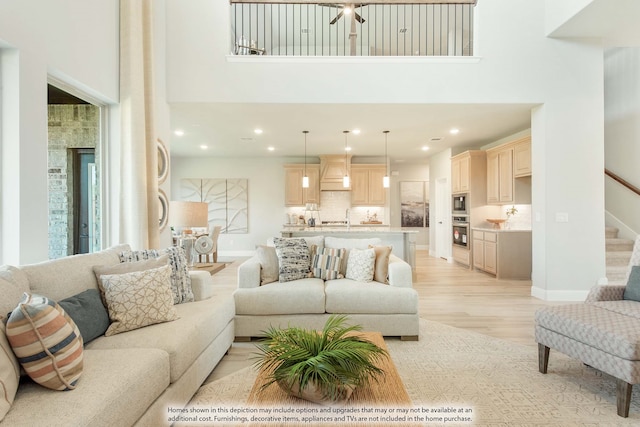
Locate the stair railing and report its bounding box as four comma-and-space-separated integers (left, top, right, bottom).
605, 169, 640, 197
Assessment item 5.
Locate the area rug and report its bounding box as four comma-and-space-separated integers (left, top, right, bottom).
180, 319, 640, 426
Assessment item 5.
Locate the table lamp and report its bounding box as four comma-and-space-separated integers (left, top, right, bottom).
169, 201, 209, 266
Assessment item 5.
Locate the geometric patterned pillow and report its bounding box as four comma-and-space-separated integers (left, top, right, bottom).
119, 246, 194, 304
345, 248, 376, 283
273, 237, 311, 283
5, 293, 83, 391
311, 247, 344, 280
100, 265, 179, 337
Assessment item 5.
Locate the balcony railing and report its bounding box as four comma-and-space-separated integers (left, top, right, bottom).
230, 2, 475, 57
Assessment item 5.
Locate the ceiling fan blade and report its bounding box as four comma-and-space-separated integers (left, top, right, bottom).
330, 10, 344, 25
354, 12, 365, 24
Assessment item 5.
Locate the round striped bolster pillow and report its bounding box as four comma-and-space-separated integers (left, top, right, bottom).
6, 293, 83, 391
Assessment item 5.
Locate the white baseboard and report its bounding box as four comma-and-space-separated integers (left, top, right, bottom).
530, 286, 588, 302
416, 245, 429, 251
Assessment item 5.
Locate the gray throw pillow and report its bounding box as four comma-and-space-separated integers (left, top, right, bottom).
623, 266, 640, 302
58, 289, 110, 345
273, 237, 311, 283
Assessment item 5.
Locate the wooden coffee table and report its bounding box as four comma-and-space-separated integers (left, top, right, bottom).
246, 332, 411, 407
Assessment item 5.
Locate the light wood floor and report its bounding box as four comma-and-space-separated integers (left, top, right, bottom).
205, 251, 563, 383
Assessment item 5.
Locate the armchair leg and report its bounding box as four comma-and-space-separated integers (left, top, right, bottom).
617, 379, 632, 417
538, 343, 549, 374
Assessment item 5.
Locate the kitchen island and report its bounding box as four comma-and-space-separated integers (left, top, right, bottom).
471, 227, 532, 279
281, 226, 418, 270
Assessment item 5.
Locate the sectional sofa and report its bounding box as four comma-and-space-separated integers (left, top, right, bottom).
0, 244, 234, 427
234, 236, 419, 340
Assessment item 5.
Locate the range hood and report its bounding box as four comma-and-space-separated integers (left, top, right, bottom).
320, 155, 352, 191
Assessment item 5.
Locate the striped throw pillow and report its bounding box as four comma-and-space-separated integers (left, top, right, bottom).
6, 293, 83, 391
312, 248, 345, 280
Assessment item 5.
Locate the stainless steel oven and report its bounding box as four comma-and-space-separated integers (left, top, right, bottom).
452, 194, 468, 215
452, 216, 469, 247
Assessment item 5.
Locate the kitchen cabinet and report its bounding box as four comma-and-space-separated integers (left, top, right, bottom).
319, 155, 351, 191
486, 146, 514, 204
351, 164, 387, 206
514, 137, 532, 177
451, 150, 485, 196
472, 229, 531, 279
451, 154, 470, 194
284, 164, 320, 206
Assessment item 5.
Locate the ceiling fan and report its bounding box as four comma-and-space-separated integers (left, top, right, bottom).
319, 3, 367, 25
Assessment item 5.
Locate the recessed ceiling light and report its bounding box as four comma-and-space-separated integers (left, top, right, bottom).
254, 128, 263, 135
449, 128, 460, 135
422, 146, 430, 151
267, 146, 275, 151
352, 129, 361, 135
200, 145, 208, 150
174, 129, 184, 136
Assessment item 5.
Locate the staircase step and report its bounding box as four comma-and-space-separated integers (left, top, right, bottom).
606, 250, 633, 266
607, 265, 628, 282
606, 238, 634, 252
605, 226, 620, 239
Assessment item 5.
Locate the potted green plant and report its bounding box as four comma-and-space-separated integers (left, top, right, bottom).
254, 315, 388, 405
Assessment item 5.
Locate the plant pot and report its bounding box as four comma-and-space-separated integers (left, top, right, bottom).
278, 379, 355, 406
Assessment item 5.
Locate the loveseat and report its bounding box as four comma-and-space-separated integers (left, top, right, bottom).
0, 244, 234, 426
234, 236, 419, 340
535, 235, 640, 417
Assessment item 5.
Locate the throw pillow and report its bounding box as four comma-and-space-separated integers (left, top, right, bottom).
623, 265, 640, 302
100, 265, 179, 336
0, 322, 20, 421
312, 248, 345, 280
119, 247, 194, 304
6, 293, 83, 391
325, 236, 382, 276
58, 289, 110, 345
345, 248, 376, 282
94, 255, 169, 305
256, 245, 279, 285
369, 245, 392, 284
273, 237, 311, 283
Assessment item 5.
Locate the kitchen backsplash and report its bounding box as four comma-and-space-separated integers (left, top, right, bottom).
284, 191, 385, 224
503, 204, 531, 229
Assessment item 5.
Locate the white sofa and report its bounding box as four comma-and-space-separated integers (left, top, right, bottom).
234, 236, 419, 340
0, 244, 234, 427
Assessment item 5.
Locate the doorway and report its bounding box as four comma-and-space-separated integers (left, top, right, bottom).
47, 83, 102, 258
435, 177, 450, 260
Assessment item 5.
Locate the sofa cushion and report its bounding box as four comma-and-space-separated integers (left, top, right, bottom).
345, 248, 376, 282
273, 237, 311, 283
59, 289, 110, 345
311, 248, 345, 280
0, 322, 20, 422
119, 246, 194, 304
6, 294, 83, 390
324, 236, 382, 276
100, 265, 179, 337
234, 278, 326, 315
0, 265, 30, 319
623, 265, 640, 302
1, 348, 169, 427
324, 279, 418, 314
536, 303, 640, 360
256, 245, 279, 285
370, 245, 392, 284
18, 244, 129, 303
86, 295, 234, 384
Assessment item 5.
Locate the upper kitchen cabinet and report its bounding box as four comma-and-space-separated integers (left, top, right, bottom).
451, 150, 486, 197
486, 137, 531, 204
284, 164, 320, 206
351, 164, 387, 206
319, 155, 351, 191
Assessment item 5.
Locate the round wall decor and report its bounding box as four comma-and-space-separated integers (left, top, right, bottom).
158, 138, 169, 184
159, 189, 169, 231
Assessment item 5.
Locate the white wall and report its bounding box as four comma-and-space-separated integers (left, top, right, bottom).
0, 0, 119, 264
604, 48, 640, 240
165, 0, 606, 299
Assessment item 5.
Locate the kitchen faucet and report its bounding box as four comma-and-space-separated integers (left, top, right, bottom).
345, 208, 350, 229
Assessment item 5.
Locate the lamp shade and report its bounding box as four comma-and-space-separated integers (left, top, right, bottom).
169, 201, 209, 228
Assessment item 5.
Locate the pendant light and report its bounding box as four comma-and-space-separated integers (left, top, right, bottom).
383, 130, 390, 188
342, 130, 350, 188
302, 131, 309, 188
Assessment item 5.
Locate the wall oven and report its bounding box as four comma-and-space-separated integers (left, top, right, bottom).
452, 216, 469, 248
452, 194, 468, 215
